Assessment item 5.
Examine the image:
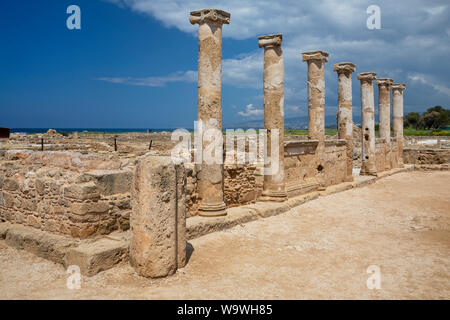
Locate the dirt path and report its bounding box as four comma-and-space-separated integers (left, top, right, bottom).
1, 171, 449, 299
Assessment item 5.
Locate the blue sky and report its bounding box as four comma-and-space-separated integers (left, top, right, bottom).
0, 0, 449, 129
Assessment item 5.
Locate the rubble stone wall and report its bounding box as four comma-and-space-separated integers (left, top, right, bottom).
0, 150, 132, 239
403, 148, 450, 164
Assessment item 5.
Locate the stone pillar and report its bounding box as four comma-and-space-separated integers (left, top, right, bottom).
333, 62, 356, 182
130, 155, 186, 278
376, 78, 393, 170
190, 9, 230, 216
392, 83, 406, 166
302, 51, 329, 142
258, 34, 287, 202
358, 72, 378, 176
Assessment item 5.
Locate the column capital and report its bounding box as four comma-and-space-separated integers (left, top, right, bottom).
302, 50, 329, 63
357, 72, 377, 82
376, 78, 393, 88
258, 34, 282, 48
333, 62, 356, 74
392, 83, 406, 92
189, 8, 230, 25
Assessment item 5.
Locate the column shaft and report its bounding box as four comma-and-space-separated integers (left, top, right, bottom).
358, 72, 377, 176
377, 78, 393, 170
334, 62, 356, 182
302, 51, 329, 142
190, 9, 230, 216
392, 83, 406, 166
259, 34, 286, 201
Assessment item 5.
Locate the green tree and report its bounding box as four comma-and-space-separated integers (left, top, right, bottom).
404, 112, 421, 129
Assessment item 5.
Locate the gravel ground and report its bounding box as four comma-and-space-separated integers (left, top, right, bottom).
0, 171, 449, 300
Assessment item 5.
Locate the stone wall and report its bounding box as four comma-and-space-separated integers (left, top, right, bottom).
403, 148, 450, 165
0, 150, 132, 239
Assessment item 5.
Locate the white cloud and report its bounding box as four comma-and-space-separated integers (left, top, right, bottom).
238, 104, 263, 117
97, 71, 197, 87
105, 0, 450, 114
408, 74, 450, 98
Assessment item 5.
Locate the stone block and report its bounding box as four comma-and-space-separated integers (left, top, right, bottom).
64, 182, 100, 200
64, 237, 129, 276
3, 178, 19, 191
71, 201, 110, 215
84, 170, 133, 196
130, 155, 186, 278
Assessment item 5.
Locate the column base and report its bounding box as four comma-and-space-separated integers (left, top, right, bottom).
198, 202, 227, 217
259, 191, 287, 202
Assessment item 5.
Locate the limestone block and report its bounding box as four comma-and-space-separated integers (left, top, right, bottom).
71, 201, 110, 215
130, 155, 186, 278
84, 170, 133, 196
64, 182, 100, 200
3, 178, 19, 191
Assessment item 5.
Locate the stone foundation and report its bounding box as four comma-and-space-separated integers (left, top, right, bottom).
0, 150, 132, 239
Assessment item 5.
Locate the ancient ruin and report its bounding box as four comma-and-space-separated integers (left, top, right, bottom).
190, 9, 230, 217
258, 34, 287, 202
334, 62, 356, 182
1, 8, 448, 284
358, 72, 378, 176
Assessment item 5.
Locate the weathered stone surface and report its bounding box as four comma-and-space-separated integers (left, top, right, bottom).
302, 50, 329, 142
64, 182, 100, 200
71, 201, 109, 215
190, 8, 230, 217
83, 170, 133, 196
358, 72, 377, 176
392, 83, 406, 166
377, 78, 393, 170
334, 62, 356, 182
64, 236, 129, 276
259, 34, 287, 202
130, 155, 186, 278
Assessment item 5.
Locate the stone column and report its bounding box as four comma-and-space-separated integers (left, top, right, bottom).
376, 78, 393, 170
358, 72, 377, 176
392, 83, 406, 166
130, 155, 186, 278
333, 62, 356, 182
302, 51, 329, 142
258, 34, 287, 202
190, 9, 230, 216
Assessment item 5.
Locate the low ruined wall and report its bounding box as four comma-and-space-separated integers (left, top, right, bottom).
375, 138, 386, 172
403, 148, 450, 164
0, 150, 132, 239
185, 163, 262, 217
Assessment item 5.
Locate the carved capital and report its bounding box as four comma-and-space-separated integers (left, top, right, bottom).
302, 50, 329, 63
333, 62, 356, 74
189, 8, 230, 25
358, 72, 377, 83
391, 83, 406, 92
258, 34, 282, 48
376, 78, 393, 88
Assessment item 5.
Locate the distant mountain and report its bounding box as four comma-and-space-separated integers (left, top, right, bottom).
226, 114, 362, 129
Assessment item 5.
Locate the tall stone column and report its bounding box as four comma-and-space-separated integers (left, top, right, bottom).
358, 72, 377, 176
190, 9, 230, 216
333, 62, 356, 182
258, 34, 287, 202
376, 78, 393, 170
392, 83, 406, 166
302, 51, 329, 142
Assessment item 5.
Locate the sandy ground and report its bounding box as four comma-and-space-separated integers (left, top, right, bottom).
0, 171, 449, 300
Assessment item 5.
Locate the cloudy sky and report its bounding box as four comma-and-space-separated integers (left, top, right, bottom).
0, 0, 448, 128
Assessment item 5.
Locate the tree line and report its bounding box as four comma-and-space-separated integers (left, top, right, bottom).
404, 106, 450, 130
